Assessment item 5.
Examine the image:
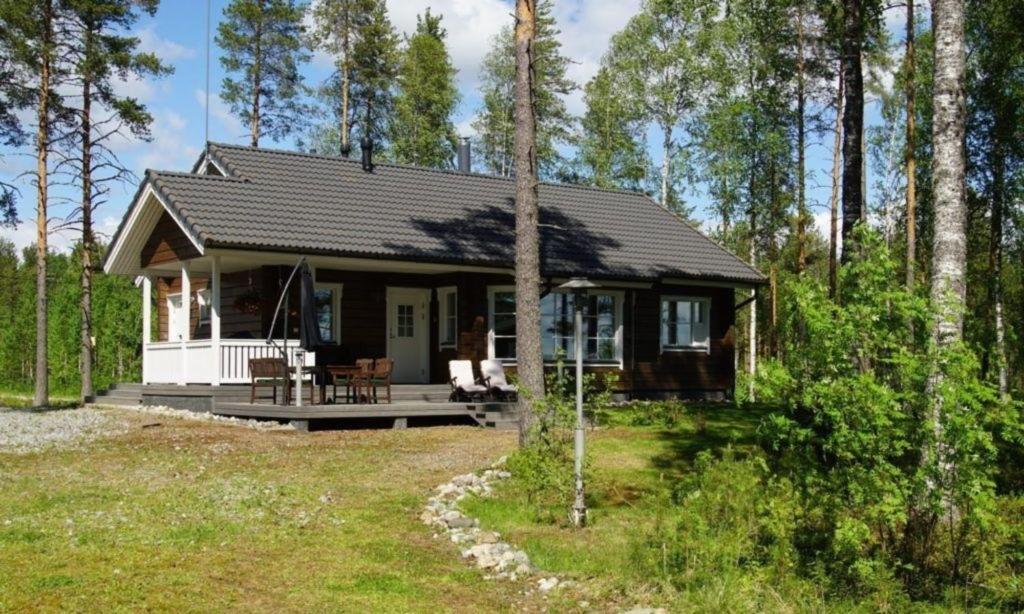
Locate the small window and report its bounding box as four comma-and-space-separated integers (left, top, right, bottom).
491, 289, 517, 360
660, 296, 710, 351
438, 286, 457, 349
397, 304, 415, 338
314, 283, 343, 343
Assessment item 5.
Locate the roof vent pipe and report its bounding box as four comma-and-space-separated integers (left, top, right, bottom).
360, 137, 374, 172
457, 137, 471, 173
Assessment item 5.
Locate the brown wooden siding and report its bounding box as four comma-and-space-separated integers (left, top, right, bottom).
140, 211, 200, 268
152, 265, 737, 395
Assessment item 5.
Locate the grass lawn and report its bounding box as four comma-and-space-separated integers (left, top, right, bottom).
461, 404, 828, 611
0, 409, 540, 612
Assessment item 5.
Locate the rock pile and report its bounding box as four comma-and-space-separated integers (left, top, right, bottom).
422, 456, 537, 580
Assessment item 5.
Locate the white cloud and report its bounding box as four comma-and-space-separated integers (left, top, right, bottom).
194, 89, 246, 141
136, 25, 197, 62
138, 109, 201, 171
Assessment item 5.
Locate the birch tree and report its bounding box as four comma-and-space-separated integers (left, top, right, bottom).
606, 0, 715, 211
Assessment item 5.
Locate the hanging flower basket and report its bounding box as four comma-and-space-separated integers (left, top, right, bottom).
233, 287, 262, 316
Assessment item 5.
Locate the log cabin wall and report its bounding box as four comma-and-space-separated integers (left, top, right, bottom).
153, 264, 736, 397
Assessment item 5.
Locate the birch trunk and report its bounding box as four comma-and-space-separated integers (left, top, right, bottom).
513, 0, 544, 445
988, 124, 1007, 396
905, 0, 917, 292
34, 0, 53, 408
829, 66, 844, 299
927, 0, 967, 471
841, 0, 864, 260
748, 210, 757, 402
660, 125, 671, 208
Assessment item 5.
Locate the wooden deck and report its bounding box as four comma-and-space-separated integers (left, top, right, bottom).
92, 383, 519, 430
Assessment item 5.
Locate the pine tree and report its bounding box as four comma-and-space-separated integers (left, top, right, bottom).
473, 0, 576, 179
389, 9, 459, 168
217, 0, 309, 147
307, 0, 368, 155
62, 0, 170, 401
348, 0, 398, 147
512, 0, 543, 443
577, 66, 649, 190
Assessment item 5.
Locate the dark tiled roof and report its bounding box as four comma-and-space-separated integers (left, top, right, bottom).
141, 142, 764, 284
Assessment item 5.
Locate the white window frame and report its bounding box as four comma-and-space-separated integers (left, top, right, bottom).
313, 282, 344, 344
660, 295, 711, 353
487, 285, 625, 368
197, 289, 211, 327
437, 286, 457, 350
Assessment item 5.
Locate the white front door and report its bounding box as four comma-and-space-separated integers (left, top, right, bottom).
386, 287, 430, 383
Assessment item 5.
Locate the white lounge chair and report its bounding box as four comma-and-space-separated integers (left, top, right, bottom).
448, 360, 488, 401
480, 359, 517, 401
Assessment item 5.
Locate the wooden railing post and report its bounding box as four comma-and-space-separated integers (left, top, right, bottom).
179, 261, 190, 386
211, 255, 222, 386
142, 274, 151, 385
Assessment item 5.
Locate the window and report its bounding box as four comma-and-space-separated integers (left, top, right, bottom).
397, 304, 415, 337
438, 286, 457, 348
488, 286, 623, 364
197, 290, 211, 326
314, 283, 343, 343
660, 296, 710, 351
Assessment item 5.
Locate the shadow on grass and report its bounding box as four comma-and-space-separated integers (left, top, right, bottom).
647, 403, 776, 479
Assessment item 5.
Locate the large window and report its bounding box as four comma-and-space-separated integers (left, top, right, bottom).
488, 287, 622, 364
438, 286, 457, 348
314, 283, 343, 343
660, 296, 710, 351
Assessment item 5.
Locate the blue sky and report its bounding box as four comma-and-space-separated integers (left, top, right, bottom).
1, 0, 907, 255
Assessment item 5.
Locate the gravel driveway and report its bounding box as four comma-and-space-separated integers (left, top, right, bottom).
0, 407, 127, 454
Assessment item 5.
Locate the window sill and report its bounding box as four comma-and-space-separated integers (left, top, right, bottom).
661, 346, 710, 353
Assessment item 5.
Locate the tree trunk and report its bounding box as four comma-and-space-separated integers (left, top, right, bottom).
927, 0, 967, 470
34, 0, 53, 408
250, 10, 263, 148
905, 0, 917, 292
513, 0, 543, 445
340, 4, 351, 153
80, 50, 94, 403
988, 123, 1007, 396
840, 0, 864, 260
660, 124, 671, 208
748, 206, 757, 401
829, 65, 844, 299
795, 3, 807, 274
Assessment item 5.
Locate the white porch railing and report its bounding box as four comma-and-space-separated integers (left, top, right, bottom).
143, 339, 315, 385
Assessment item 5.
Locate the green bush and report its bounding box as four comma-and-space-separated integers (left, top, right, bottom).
506, 367, 616, 523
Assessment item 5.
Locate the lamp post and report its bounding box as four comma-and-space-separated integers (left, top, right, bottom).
558, 276, 599, 528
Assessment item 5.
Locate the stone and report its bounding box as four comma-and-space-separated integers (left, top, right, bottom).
538, 577, 559, 592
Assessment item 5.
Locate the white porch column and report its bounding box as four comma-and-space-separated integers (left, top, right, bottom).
141, 274, 152, 385
179, 261, 190, 386
211, 256, 222, 386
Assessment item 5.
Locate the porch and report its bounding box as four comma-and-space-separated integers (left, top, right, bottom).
93, 383, 520, 431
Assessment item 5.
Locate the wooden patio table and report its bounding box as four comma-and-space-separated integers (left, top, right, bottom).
325, 365, 367, 404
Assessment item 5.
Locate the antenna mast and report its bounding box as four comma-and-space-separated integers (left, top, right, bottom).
205, 0, 211, 144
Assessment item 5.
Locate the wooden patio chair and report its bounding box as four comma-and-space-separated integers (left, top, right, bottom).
368, 358, 394, 404
349, 358, 375, 403
249, 357, 290, 405
448, 360, 487, 402
480, 359, 517, 401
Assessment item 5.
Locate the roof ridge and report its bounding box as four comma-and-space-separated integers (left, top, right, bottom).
147, 169, 249, 183
204, 141, 652, 198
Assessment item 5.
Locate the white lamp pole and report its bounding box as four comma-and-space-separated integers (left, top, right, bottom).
559, 277, 599, 528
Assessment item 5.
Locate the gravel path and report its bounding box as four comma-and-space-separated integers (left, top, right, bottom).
0, 407, 127, 454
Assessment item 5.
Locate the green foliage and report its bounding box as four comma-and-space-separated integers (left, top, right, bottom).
217, 0, 310, 146
753, 228, 1022, 603
0, 240, 140, 395
576, 66, 650, 191
388, 10, 458, 168
507, 368, 615, 522
471, 0, 576, 179
347, 0, 398, 145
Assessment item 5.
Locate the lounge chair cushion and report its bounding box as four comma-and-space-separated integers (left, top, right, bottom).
449, 360, 486, 393
480, 359, 517, 392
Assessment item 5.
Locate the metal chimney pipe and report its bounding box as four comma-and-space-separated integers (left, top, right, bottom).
360, 137, 374, 172
457, 137, 471, 173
